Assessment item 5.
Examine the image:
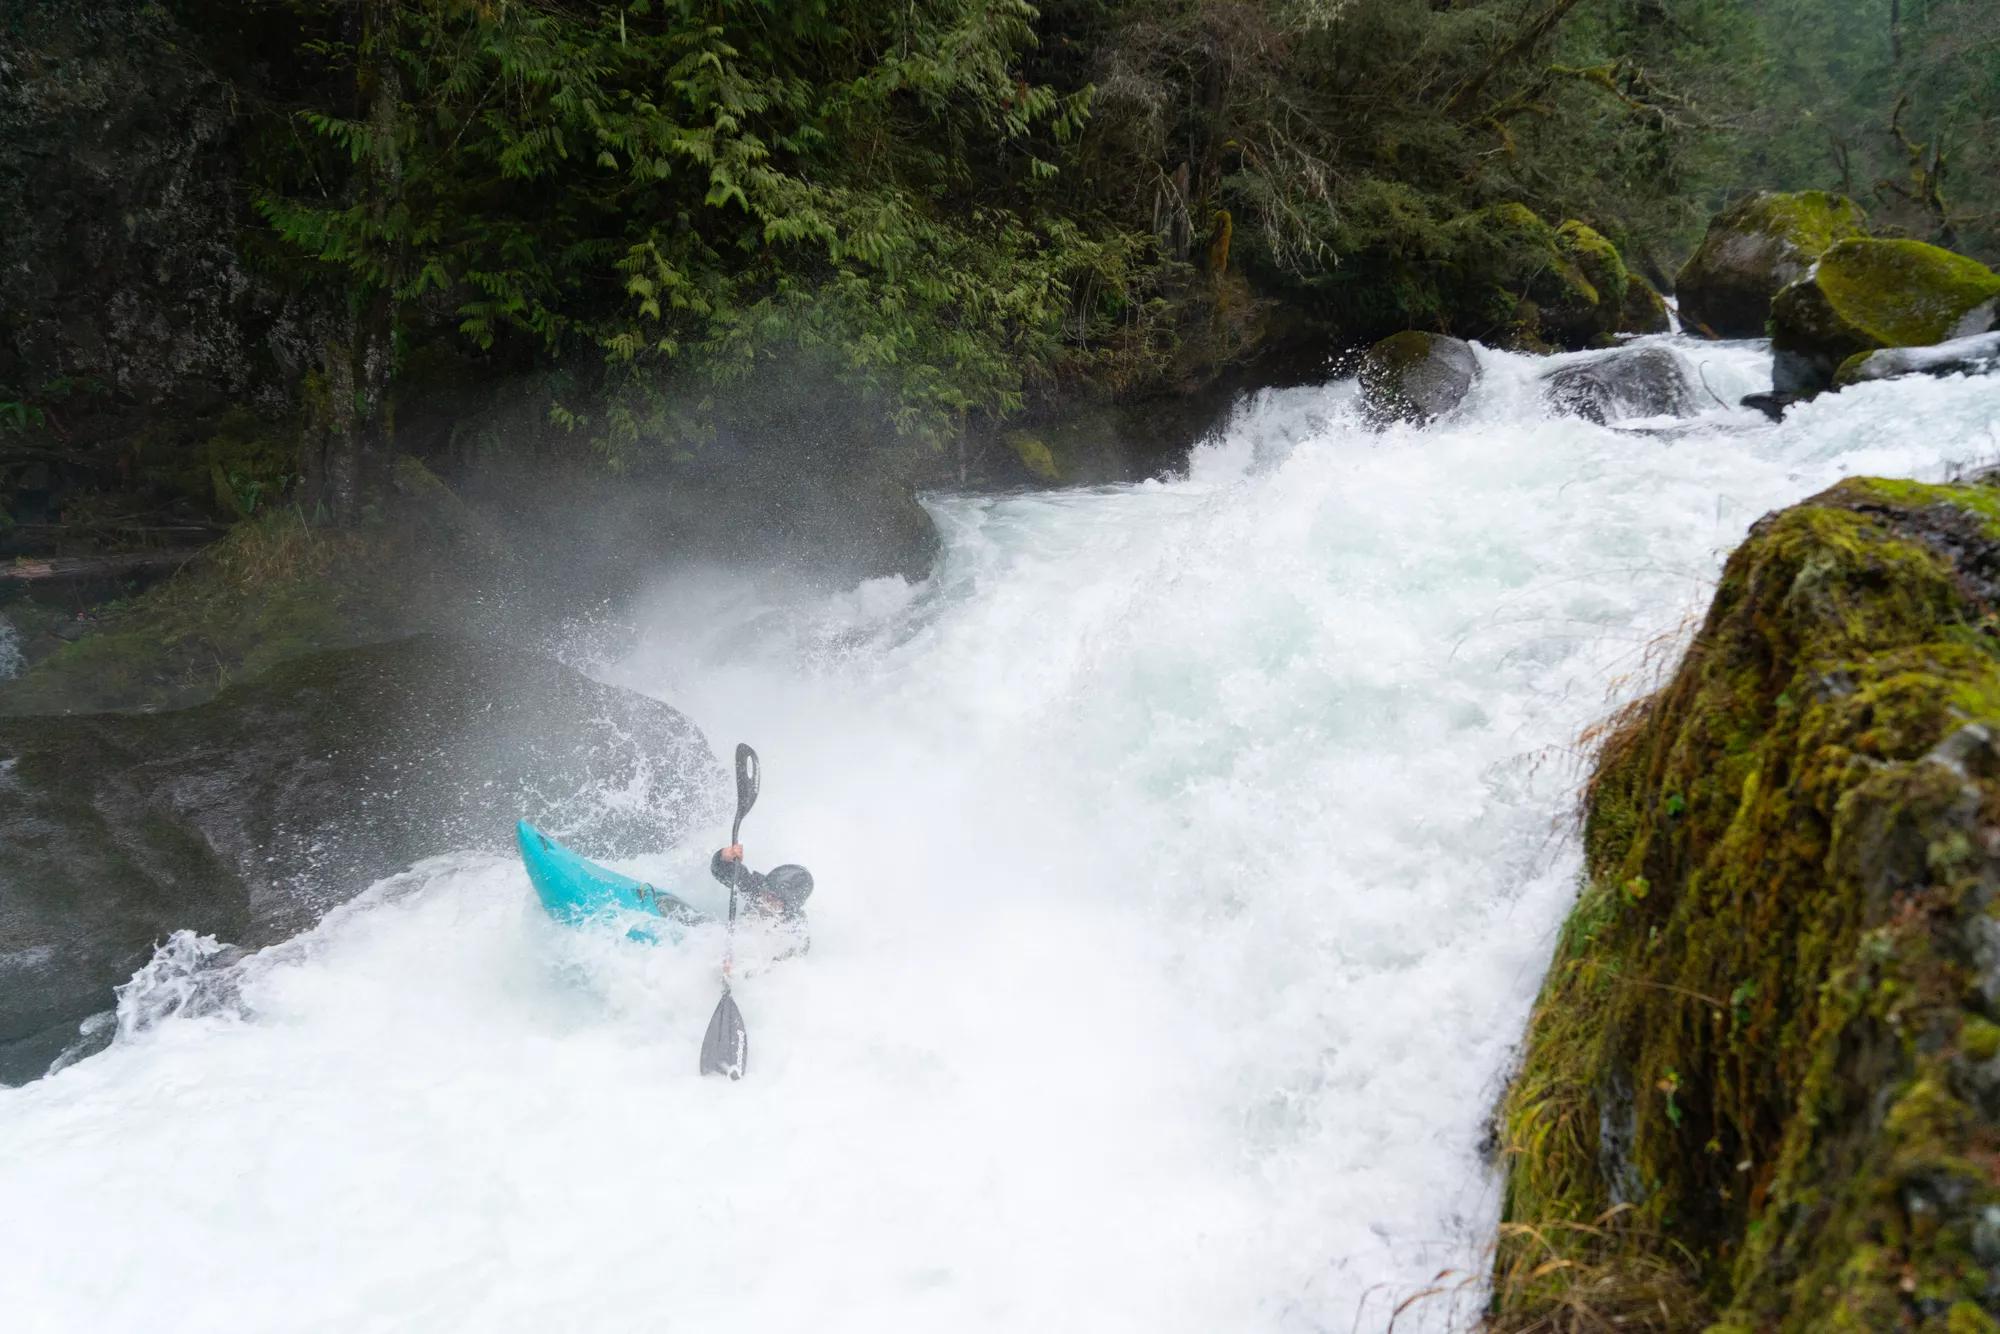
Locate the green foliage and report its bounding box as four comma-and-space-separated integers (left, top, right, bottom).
253, 0, 1140, 453
1736, 0, 2000, 260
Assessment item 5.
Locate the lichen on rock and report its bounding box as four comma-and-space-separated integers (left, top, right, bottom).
1620, 272, 1673, 336
1773, 240, 2000, 396
1675, 191, 1870, 339
1441, 204, 1619, 351
1493, 476, 2000, 1333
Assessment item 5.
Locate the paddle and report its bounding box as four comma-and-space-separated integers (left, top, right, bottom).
700, 743, 759, 1079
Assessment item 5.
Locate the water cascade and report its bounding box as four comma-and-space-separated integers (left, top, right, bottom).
5, 335, 1998, 1332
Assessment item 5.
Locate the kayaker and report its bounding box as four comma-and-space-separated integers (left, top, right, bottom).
713, 844, 814, 925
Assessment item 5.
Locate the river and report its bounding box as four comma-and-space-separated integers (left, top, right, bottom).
4, 336, 1998, 1331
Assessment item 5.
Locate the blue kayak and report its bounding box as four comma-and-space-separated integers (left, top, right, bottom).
516, 820, 706, 940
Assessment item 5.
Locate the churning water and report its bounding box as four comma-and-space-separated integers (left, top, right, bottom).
5, 338, 1999, 1332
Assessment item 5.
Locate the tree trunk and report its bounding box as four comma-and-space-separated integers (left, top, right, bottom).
301, 0, 400, 523
1445, 0, 1592, 120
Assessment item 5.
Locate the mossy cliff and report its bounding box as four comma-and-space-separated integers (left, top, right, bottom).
1493, 476, 2000, 1333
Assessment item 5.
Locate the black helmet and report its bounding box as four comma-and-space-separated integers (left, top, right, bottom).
764, 864, 814, 913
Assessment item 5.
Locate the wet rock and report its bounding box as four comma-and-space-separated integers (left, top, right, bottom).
1542, 346, 1695, 424
0, 634, 725, 1085
1675, 191, 1869, 338
1835, 330, 2000, 389
1740, 390, 1804, 421
1618, 273, 1673, 336
1771, 238, 2000, 397
1357, 332, 1480, 426
1, 6, 316, 472
1493, 474, 2000, 1331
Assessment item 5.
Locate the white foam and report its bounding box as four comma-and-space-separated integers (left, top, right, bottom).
4, 343, 1998, 1332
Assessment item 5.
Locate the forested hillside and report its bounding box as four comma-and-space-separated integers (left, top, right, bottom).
2, 0, 1995, 531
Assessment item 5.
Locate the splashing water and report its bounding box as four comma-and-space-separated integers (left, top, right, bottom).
4, 339, 1999, 1333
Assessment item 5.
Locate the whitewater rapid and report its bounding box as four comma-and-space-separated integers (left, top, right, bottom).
5, 338, 1999, 1332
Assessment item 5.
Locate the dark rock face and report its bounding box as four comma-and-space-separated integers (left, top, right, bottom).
0, 7, 313, 454
1674, 191, 1868, 338
1542, 346, 1696, 424
1493, 476, 2000, 1332
1357, 331, 1480, 426
0, 634, 724, 1084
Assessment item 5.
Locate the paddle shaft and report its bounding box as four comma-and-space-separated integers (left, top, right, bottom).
721, 745, 759, 986
700, 746, 760, 1078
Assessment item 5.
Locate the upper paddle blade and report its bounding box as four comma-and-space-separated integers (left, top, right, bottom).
699, 991, 748, 1080
732, 743, 760, 840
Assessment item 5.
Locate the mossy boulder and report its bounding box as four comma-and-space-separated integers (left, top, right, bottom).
1772, 239, 2000, 396
1442, 204, 1620, 351
0, 633, 724, 1085
1553, 220, 1630, 344
1356, 331, 1479, 426
1492, 476, 2000, 1332
1675, 191, 1870, 338
1620, 271, 1673, 336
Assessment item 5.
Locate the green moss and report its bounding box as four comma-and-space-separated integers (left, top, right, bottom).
1774, 240, 2000, 393
1003, 431, 1062, 483
1962, 1019, 2000, 1063
1674, 192, 1869, 338
1494, 475, 2000, 1332
1559, 220, 1630, 319
1368, 330, 1438, 371
1621, 272, 1673, 335
1440, 203, 1611, 349
1950, 1301, 2000, 1334
0, 468, 508, 714
1810, 240, 2000, 347
1742, 191, 1872, 255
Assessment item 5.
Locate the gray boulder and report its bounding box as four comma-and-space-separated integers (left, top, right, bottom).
1542, 346, 1697, 424
0, 634, 724, 1084
1357, 332, 1480, 426
1675, 192, 1868, 338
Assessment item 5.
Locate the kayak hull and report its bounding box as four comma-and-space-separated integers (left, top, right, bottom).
516, 820, 704, 939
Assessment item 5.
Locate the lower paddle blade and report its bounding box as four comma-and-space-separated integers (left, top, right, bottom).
699, 992, 748, 1080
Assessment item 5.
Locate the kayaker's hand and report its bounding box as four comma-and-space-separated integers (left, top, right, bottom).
720, 844, 743, 863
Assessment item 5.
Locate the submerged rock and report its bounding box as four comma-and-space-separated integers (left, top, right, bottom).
0, 634, 724, 1085
1835, 330, 2000, 389
1357, 331, 1479, 426
1771, 238, 2000, 396
1542, 345, 1695, 424
1675, 191, 1869, 338
1493, 476, 2000, 1332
